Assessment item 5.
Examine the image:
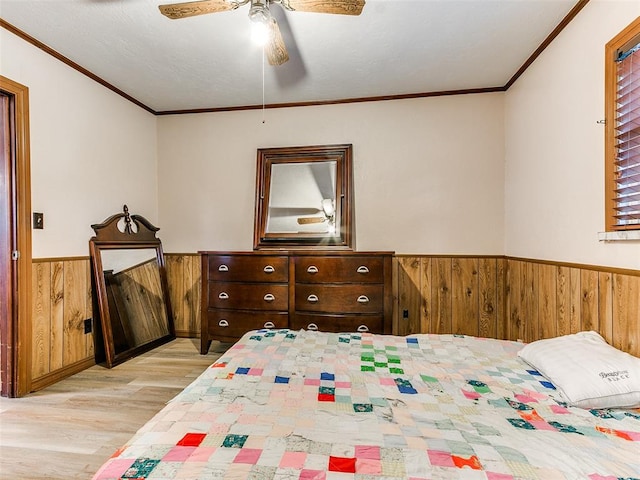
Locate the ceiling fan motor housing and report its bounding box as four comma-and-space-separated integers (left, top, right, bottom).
249, 0, 271, 23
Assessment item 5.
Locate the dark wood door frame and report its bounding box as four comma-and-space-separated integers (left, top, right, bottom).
1, 76, 32, 397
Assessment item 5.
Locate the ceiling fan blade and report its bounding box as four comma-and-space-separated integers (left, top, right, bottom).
297, 217, 325, 224
279, 0, 365, 15
270, 207, 322, 216
158, 0, 237, 19
266, 18, 289, 66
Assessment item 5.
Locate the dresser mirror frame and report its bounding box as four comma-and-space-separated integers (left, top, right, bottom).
89, 205, 175, 368
253, 144, 354, 250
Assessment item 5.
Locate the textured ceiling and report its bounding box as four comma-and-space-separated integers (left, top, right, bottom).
0, 0, 583, 113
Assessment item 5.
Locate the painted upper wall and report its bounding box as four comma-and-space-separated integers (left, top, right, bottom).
3, 0, 638, 270
0, 29, 158, 258
157, 94, 505, 254
504, 1, 640, 269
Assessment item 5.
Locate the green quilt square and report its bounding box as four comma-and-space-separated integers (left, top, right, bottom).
222, 434, 248, 448
353, 403, 373, 413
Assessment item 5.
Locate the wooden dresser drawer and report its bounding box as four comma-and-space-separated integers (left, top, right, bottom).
295, 284, 383, 314
208, 283, 288, 310
295, 256, 384, 283
207, 310, 288, 338
290, 314, 384, 334
209, 255, 289, 282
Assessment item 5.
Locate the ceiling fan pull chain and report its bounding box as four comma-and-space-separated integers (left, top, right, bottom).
261, 46, 264, 122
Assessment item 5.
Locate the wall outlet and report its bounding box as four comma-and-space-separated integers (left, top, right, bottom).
403, 309, 409, 319
84, 318, 92, 334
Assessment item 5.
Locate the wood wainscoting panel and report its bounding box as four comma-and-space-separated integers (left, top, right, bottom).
62, 259, 91, 366
50, 260, 65, 371
580, 269, 599, 333
598, 271, 614, 346
537, 264, 557, 340
613, 273, 639, 356
395, 256, 421, 336
31, 261, 51, 378
30, 258, 94, 391
555, 266, 571, 338
165, 253, 201, 337
452, 258, 479, 337
395, 256, 639, 357
431, 257, 453, 334
395, 256, 503, 338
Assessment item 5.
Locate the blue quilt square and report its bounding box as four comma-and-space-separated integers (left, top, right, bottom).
406, 338, 419, 344
274, 376, 289, 384
321, 372, 335, 381
235, 367, 250, 375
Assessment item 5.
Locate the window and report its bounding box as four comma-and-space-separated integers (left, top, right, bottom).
605, 17, 640, 231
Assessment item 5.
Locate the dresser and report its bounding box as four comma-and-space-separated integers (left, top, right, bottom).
200, 251, 393, 353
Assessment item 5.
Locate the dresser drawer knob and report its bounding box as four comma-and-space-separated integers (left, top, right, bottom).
218, 292, 229, 300
357, 324, 370, 333
306, 265, 319, 274
263, 321, 275, 329
357, 295, 370, 304
307, 294, 319, 303
263, 265, 275, 274
356, 266, 370, 274
263, 293, 275, 302
307, 323, 319, 331
218, 264, 229, 272
218, 319, 229, 327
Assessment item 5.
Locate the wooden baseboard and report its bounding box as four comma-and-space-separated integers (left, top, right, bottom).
30, 357, 96, 393
175, 329, 199, 338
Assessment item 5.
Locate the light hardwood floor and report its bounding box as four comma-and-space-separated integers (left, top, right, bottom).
0, 338, 228, 479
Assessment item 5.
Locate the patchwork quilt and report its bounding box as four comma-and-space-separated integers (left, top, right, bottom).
93, 330, 640, 479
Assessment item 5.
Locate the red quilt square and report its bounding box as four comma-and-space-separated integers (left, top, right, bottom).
317, 393, 335, 402
452, 454, 482, 470
177, 433, 207, 447
328, 456, 356, 473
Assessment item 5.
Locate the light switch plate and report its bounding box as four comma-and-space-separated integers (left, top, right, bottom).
33, 212, 44, 229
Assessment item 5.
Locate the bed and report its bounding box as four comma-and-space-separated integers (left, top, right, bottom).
92, 329, 640, 479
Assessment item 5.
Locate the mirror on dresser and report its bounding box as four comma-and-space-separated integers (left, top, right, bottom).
89, 205, 175, 367
253, 144, 354, 250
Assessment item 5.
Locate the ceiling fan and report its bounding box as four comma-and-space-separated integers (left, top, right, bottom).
158, 0, 366, 66
296, 198, 335, 226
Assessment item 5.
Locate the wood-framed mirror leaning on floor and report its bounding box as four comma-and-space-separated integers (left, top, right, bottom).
253, 144, 354, 250
89, 205, 175, 368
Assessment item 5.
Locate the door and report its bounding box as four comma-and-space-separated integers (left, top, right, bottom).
0, 76, 32, 397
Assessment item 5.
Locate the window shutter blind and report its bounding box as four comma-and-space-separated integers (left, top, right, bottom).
614, 41, 640, 227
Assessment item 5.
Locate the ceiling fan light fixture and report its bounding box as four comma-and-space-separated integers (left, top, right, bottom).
248, 0, 272, 46
251, 19, 270, 46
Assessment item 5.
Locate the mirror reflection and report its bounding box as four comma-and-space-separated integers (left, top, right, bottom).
100, 249, 169, 354
266, 161, 338, 236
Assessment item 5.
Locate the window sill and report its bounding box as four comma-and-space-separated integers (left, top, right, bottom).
598, 231, 640, 242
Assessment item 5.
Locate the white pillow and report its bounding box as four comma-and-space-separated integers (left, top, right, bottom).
517, 331, 640, 409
